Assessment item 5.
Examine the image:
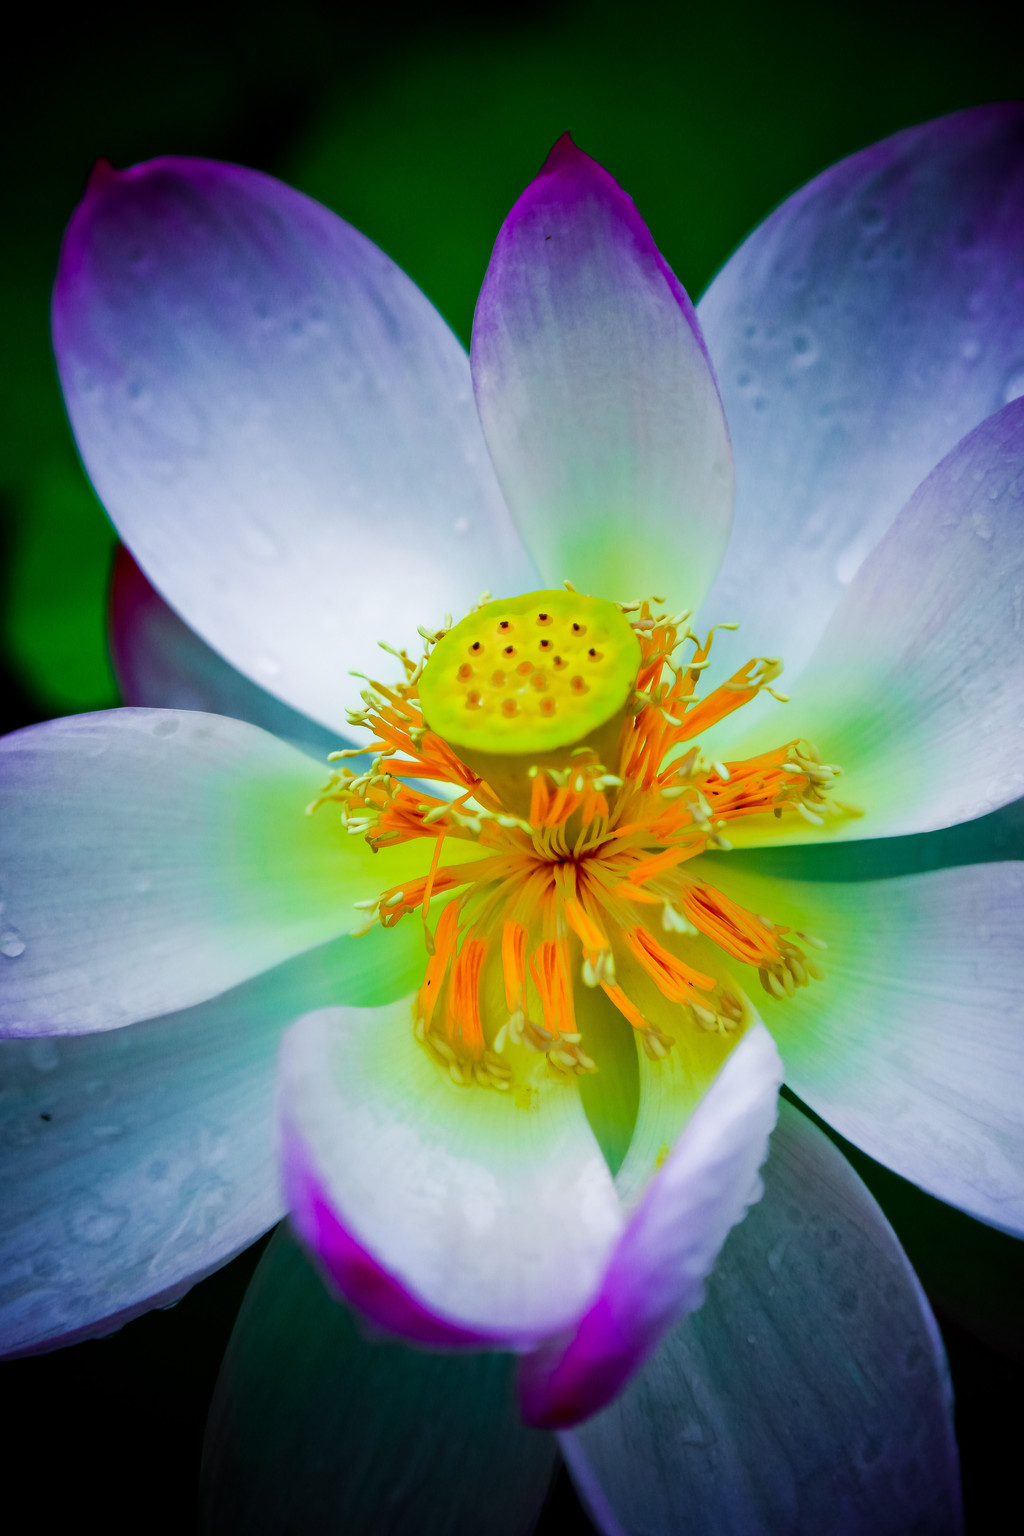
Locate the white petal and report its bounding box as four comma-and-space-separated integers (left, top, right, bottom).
0, 919, 423, 1357
699, 102, 1024, 701
53, 158, 535, 733
0, 709, 425, 1034
472, 136, 733, 612
109, 547, 343, 762
691, 856, 1024, 1235
718, 398, 1024, 843
278, 999, 623, 1344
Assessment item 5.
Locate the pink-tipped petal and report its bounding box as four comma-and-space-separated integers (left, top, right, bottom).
518, 1023, 782, 1428
277, 1000, 624, 1346
54, 157, 535, 734
472, 136, 733, 613
281, 1124, 504, 1348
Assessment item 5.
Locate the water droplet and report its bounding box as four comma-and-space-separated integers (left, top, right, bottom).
971, 510, 994, 541
790, 328, 818, 366
27, 1039, 60, 1073
859, 204, 886, 234
1003, 366, 1024, 404
0, 928, 25, 958
241, 520, 280, 561
835, 528, 875, 585
766, 1237, 788, 1274
305, 306, 330, 340
678, 1420, 708, 1446
67, 1200, 130, 1246
151, 716, 179, 738
837, 1286, 858, 1315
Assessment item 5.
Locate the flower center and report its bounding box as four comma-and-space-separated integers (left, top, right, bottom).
314, 588, 846, 1094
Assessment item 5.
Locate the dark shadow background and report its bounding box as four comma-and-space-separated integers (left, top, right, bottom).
2, 1, 1022, 1530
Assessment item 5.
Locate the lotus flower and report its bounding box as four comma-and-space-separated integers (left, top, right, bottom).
2, 104, 1023, 1532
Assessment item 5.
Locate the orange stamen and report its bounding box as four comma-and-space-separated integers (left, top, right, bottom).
680, 882, 781, 966
623, 926, 717, 1003
529, 939, 576, 1037
501, 921, 527, 1014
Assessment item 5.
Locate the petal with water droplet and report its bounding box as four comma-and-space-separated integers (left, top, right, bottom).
0, 709, 435, 1035
109, 548, 347, 763
699, 103, 1024, 706
682, 856, 1024, 1235
561, 1101, 961, 1536
201, 1225, 557, 1536
718, 398, 1024, 843
54, 158, 536, 734
278, 997, 624, 1345
0, 920, 422, 1356
472, 135, 734, 615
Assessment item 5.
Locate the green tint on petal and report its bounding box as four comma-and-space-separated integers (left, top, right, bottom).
574, 985, 641, 1178
715, 399, 1024, 847
278, 998, 623, 1339
0, 709, 441, 1036
471, 137, 734, 618
201, 1225, 558, 1536
610, 935, 754, 1204
689, 854, 1024, 1234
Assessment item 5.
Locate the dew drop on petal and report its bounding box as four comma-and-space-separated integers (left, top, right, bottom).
0, 928, 26, 958
241, 520, 281, 561
66, 1200, 130, 1246
27, 1039, 60, 1073
1003, 365, 1024, 404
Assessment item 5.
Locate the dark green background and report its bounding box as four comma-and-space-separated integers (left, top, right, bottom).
2, 2, 1021, 1530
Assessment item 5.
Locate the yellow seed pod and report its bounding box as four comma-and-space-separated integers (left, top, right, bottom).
419, 590, 642, 757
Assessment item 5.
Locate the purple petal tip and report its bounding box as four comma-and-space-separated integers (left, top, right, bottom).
87, 157, 118, 192
280, 1121, 506, 1351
